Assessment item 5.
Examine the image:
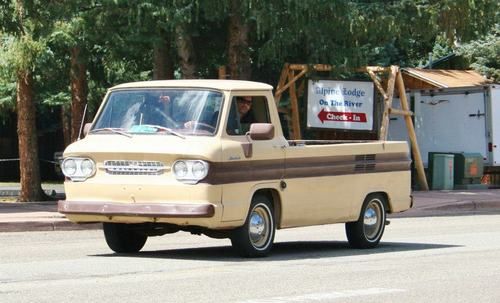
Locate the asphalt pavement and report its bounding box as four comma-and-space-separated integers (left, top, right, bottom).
1, 183, 500, 232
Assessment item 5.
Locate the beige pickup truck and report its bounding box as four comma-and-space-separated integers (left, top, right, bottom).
58, 80, 412, 257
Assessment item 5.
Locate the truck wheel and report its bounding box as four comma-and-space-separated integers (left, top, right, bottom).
103, 223, 148, 253
231, 195, 275, 257
345, 194, 387, 249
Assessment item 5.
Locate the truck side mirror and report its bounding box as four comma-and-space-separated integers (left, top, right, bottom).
83, 123, 92, 138
248, 123, 274, 141
241, 123, 274, 158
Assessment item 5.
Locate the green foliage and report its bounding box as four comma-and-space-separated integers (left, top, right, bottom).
41, 91, 70, 107
5, 34, 46, 72
250, 0, 499, 69
0, 35, 15, 120
456, 25, 500, 81
0, 78, 16, 118
0, 0, 498, 125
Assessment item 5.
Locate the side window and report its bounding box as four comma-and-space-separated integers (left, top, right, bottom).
226, 96, 270, 136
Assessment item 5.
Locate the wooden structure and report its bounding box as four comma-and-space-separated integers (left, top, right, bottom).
274, 64, 429, 190
401, 68, 492, 89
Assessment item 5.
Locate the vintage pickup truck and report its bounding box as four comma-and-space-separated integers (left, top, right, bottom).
58, 80, 412, 257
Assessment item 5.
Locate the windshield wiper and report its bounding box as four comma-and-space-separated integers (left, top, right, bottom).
89, 128, 133, 138
139, 124, 186, 139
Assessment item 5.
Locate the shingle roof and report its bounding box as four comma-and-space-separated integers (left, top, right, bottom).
402, 68, 492, 88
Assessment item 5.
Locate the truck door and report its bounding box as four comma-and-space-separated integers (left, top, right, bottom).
488, 85, 500, 165
220, 94, 286, 222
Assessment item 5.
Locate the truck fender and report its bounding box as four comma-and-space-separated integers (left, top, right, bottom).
247, 183, 283, 229
351, 191, 390, 221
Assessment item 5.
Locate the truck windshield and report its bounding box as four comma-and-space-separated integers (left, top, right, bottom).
91, 89, 223, 136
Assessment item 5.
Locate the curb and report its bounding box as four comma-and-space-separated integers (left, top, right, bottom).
0, 189, 59, 197
0, 220, 101, 233
420, 200, 500, 212
391, 200, 500, 218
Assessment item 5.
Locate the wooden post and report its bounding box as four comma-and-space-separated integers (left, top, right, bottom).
275, 67, 308, 98
389, 108, 413, 116
379, 65, 398, 140
288, 68, 302, 140
274, 63, 290, 105
297, 78, 305, 98
396, 71, 429, 190
366, 67, 388, 99
289, 64, 309, 70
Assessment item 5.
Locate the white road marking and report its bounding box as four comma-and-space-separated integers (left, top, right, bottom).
238, 288, 406, 303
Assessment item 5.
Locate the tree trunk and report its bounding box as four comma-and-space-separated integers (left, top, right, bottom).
175, 24, 197, 79
153, 37, 174, 80
70, 46, 88, 142
227, 0, 251, 80
16, 70, 46, 202
61, 104, 71, 147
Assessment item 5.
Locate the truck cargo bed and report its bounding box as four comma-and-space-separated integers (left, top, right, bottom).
288, 140, 378, 146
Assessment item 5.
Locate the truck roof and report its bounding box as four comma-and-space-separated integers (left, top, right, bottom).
110, 79, 274, 91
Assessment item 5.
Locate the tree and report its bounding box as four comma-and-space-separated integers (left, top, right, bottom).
249, 0, 499, 70
0, 1, 49, 201
175, 23, 197, 79
153, 32, 174, 80
48, 12, 89, 143
70, 45, 87, 141
227, 0, 251, 79
106, 1, 175, 80
457, 25, 500, 82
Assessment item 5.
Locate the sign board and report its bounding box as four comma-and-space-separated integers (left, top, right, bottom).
307, 79, 374, 130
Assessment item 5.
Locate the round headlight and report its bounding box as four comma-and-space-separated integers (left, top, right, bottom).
173, 161, 188, 178
62, 159, 77, 176
192, 161, 207, 179
80, 159, 95, 176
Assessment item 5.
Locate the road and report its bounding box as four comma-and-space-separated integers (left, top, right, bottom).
1, 214, 499, 303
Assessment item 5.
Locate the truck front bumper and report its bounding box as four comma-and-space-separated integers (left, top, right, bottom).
58, 200, 215, 218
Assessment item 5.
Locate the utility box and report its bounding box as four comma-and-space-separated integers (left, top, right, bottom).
430, 153, 455, 190
452, 152, 487, 189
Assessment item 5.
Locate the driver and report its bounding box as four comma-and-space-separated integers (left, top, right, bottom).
236, 96, 255, 133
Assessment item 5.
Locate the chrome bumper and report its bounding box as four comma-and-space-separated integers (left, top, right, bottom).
58, 200, 215, 218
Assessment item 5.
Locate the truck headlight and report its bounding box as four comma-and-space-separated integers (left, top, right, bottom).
80, 159, 94, 176
63, 159, 77, 176
173, 160, 209, 184
62, 157, 96, 181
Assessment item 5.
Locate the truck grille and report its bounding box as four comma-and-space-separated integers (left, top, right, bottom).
103, 160, 167, 175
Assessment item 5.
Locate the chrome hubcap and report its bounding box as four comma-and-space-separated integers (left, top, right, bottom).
248, 205, 271, 248
363, 200, 383, 240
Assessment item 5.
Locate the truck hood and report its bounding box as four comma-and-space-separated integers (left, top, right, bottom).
63, 133, 221, 160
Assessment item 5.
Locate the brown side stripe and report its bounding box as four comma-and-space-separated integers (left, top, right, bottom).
203, 152, 410, 185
